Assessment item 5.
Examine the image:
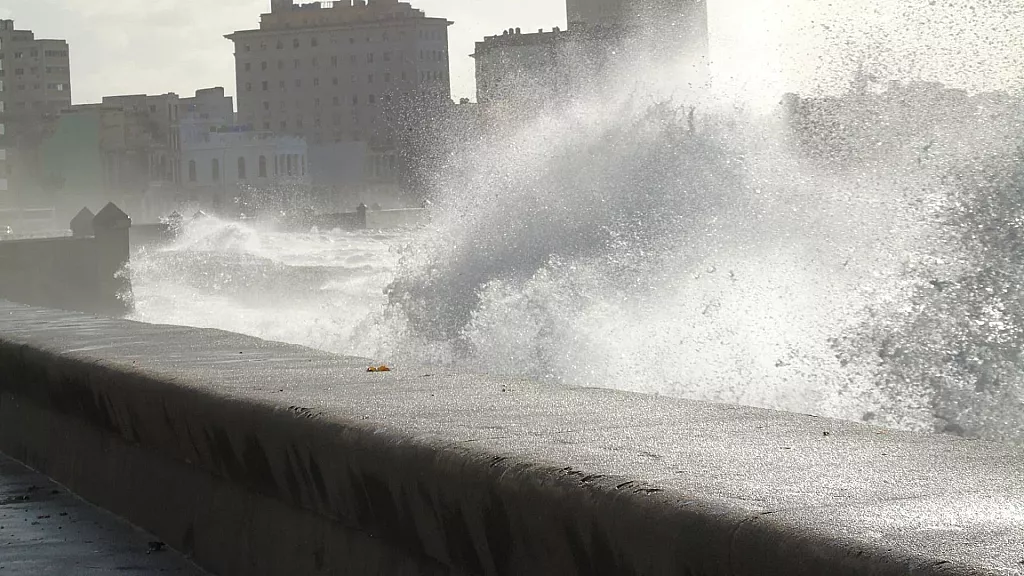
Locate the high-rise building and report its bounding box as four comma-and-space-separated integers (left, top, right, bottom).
474, 0, 709, 110
472, 26, 613, 107
0, 19, 71, 223
566, 0, 708, 62
0, 19, 72, 122
566, 0, 625, 28
226, 0, 453, 195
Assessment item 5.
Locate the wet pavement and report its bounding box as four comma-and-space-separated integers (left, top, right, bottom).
0, 452, 206, 575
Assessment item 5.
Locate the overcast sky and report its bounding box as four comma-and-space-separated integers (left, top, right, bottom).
2, 0, 1021, 106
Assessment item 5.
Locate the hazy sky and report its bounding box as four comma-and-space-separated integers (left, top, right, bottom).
2, 0, 1022, 106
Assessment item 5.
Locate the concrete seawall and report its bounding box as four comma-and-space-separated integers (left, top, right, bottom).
0, 300, 1022, 575
0, 204, 131, 316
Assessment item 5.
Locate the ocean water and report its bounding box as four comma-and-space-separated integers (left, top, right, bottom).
129, 87, 1024, 444
129, 0, 1024, 442
130, 217, 406, 357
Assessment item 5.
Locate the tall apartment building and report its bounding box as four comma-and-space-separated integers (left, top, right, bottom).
474, 0, 709, 109
473, 26, 614, 107
226, 0, 453, 192
0, 19, 71, 223
566, 0, 709, 63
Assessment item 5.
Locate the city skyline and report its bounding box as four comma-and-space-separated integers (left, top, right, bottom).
1, 0, 1022, 108
0, 0, 563, 105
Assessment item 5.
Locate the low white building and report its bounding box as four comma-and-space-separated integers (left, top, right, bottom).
176, 117, 308, 213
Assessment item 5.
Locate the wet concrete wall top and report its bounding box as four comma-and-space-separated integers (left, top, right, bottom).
0, 300, 1021, 575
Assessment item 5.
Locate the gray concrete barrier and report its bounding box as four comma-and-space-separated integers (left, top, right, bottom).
305, 206, 428, 232
0, 204, 131, 316
0, 300, 1021, 576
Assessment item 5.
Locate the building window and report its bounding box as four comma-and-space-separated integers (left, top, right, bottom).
263, 101, 270, 110
245, 62, 251, 71
333, 96, 339, 106
244, 44, 251, 53
384, 73, 391, 83
280, 120, 287, 130
294, 59, 300, 69
261, 61, 268, 71
368, 94, 376, 104
262, 81, 268, 91
314, 98, 321, 108
301, 156, 306, 176
311, 37, 318, 47
383, 52, 391, 62
188, 160, 197, 182
349, 55, 357, 64
263, 121, 270, 130
312, 57, 319, 67
352, 95, 358, 105
258, 156, 267, 178
212, 159, 220, 181
368, 74, 374, 84
286, 155, 293, 175
295, 79, 301, 88
333, 77, 339, 86
278, 60, 284, 70
238, 157, 247, 179
331, 56, 338, 67
367, 53, 374, 63
246, 82, 252, 92
293, 39, 300, 49
277, 40, 284, 50
314, 77, 320, 87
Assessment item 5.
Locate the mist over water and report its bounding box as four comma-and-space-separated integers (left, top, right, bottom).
131, 3, 1024, 442
131, 217, 403, 355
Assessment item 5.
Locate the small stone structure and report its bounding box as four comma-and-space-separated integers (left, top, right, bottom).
0, 203, 132, 316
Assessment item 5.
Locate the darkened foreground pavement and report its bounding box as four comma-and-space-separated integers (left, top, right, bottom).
0, 299, 1022, 575
0, 452, 205, 575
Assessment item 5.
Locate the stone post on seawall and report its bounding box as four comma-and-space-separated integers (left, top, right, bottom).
70, 207, 95, 238
356, 203, 368, 229
91, 203, 132, 315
